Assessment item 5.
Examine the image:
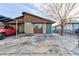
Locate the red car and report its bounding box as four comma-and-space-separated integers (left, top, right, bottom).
0, 26, 16, 39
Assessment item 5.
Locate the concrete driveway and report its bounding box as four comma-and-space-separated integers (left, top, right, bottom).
0, 33, 78, 56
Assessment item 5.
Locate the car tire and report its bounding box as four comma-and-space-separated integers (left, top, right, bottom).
0, 33, 6, 40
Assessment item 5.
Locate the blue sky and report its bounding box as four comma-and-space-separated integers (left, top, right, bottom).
0, 3, 48, 19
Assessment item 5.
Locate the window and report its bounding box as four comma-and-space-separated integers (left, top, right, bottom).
34, 24, 43, 29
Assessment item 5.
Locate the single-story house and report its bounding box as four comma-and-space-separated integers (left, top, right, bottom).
52, 20, 79, 34
8, 12, 55, 34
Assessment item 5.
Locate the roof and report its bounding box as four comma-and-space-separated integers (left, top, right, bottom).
0, 15, 12, 22
22, 12, 50, 20
14, 12, 55, 23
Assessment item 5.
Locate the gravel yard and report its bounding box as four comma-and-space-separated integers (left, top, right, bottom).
0, 33, 78, 56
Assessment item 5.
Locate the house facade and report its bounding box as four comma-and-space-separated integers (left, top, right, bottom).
8, 12, 55, 34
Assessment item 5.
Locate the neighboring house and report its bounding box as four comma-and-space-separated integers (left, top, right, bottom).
52, 20, 79, 34
0, 15, 13, 26
8, 12, 55, 34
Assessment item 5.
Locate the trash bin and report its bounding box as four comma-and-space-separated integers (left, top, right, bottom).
0, 33, 5, 40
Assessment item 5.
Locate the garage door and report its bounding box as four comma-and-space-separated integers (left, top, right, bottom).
24, 23, 34, 33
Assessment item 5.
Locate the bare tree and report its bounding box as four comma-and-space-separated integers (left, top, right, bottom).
40, 3, 79, 35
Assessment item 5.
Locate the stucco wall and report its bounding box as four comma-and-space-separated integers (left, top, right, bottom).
18, 24, 24, 33
24, 22, 34, 33
24, 23, 47, 34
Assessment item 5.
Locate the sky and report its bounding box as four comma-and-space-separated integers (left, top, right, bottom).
0, 3, 49, 19
0, 3, 79, 24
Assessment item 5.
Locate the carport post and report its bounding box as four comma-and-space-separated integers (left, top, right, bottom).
16, 19, 18, 38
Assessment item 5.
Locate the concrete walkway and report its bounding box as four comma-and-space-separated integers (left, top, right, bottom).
0, 33, 78, 56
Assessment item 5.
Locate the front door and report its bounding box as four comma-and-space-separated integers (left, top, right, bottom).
34, 24, 43, 33
46, 24, 51, 33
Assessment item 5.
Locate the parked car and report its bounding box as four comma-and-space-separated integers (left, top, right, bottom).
75, 28, 79, 35
0, 26, 16, 40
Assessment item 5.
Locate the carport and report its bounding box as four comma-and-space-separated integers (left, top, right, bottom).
0, 15, 18, 39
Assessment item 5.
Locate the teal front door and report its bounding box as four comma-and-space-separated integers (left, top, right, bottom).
46, 24, 51, 33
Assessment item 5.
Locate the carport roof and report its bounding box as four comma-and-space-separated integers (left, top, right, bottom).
0, 15, 13, 22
